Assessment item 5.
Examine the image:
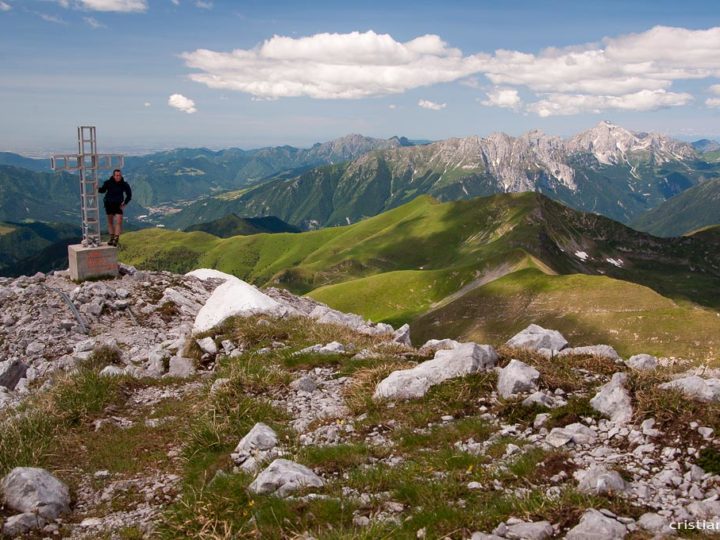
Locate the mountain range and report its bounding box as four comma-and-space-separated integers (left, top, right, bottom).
162, 121, 720, 232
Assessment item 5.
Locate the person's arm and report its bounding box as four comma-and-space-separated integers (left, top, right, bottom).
123, 183, 132, 205
98, 179, 109, 193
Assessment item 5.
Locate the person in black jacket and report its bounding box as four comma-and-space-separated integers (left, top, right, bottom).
98, 169, 132, 246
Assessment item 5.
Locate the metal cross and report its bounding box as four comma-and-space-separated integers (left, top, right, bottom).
51, 126, 124, 247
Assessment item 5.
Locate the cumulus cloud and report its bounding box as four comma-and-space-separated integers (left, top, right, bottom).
706, 98, 720, 108
171, 0, 179, 4
195, 0, 212, 8
144, 101, 151, 107
0, 2, 11, 12
526, 89, 692, 117
182, 31, 486, 100
39, 12, 66, 23
709, 84, 720, 95
72, 0, 147, 12
182, 26, 720, 116
418, 99, 446, 110
481, 87, 522, 109
168, 93, 197, 113
83, 16, 105, 28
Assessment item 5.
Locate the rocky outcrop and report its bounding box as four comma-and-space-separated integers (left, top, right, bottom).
248, 459, 324, 497
505, 324, 567, 353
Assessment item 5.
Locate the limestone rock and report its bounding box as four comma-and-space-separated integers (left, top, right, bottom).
522, 391, 566, 409
497, 359, 540, 398
558, 344, 620, 360
373, 343, 498, 400
626, 354, 658, 371
505, 324, 568, 352
392, 324, 412, 346
231, 423, 279, 473
505, 520, 553, 540
659, 375, 720, 402
0, 359, 28, 390
1, 467, 71, 520
566, 509, 627, 540
196, 337, 217, 355
2, 513, 46, 537
248, 459, 324, 497
575, 465, 629, 495
590, 373, 633, 424
167, 356, 196, 378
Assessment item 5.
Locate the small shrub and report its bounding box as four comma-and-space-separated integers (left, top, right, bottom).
697, 447, 720, 474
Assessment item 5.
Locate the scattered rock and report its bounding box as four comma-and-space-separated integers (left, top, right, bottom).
374, 342, 498, 400
392, 324, 412, 346
575, 465, 629, 495
626, 354, 658, 371
659, 375, 720, 402
1, 467, 71, 520
196, 337, 217, 355
231, 423, 280, 473
566, 509, 627, 540
505, 324, 568, 352
167, 356, 196, 378
590, 373, 633, 424
0, 359, 28, 390
504, 520, 553, 540
248, 459, 324, 497
497, 359, 540, 398
558, 344, 620, 360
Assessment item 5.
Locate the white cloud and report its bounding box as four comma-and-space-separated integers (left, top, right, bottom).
83, 16, 105, 28
388, 104, 397, 109
39, 12, 66, 23
168, 93, 197, 113
709, 84, 720, 95
418, 99, 446, 110
75, 0, 147, 12
182, 30, 486, 100
481, 87, 522, 109
195, 0, 212, 8
144, 101, 151, 107
706, 97, 720, 108
0, 2, 11, 12
171, 0, 179, 4
526, 89, 692, 117
182, 26, 720, 116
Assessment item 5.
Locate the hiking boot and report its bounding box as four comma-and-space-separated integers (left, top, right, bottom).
108, 235, 117, 246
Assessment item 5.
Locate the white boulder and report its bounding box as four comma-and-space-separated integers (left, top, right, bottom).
575, 465, 629, 495
193, 277, 288, 334
1, 467, 71, 520
373, 343, 498, 400
626, 354, 658, 371
566, 509, 627, 540
248, 459, 324, 497
590, 372, 633, 424
231, 423, 279, 473
505, 324, 568, 352
497, 359, 540, 398
659, 375, 720, 402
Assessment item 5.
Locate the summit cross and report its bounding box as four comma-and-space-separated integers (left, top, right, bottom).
51, 126, 124, 247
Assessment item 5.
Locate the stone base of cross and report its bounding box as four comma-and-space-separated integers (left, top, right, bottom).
51, 127, 124, 281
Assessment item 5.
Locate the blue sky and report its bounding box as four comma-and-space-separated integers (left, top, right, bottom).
1, 0, 720, 154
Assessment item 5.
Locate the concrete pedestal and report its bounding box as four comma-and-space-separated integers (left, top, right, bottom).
68, 244, 118, 281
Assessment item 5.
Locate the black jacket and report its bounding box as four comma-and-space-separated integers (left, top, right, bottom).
99, 178, 132, 205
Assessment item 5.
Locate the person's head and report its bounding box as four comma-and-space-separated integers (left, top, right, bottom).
112, 169, 123, 182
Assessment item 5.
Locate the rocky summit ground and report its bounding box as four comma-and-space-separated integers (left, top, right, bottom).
0, 267, 719, 539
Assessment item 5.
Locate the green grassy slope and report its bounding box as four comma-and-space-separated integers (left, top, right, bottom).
122, 193, 720, 328
632, 178, 720, 237
412, 268, 720, 363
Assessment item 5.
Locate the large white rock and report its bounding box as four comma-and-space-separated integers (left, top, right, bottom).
373, 343, 498, 400
505, 324, 568, 352
497, 359, 540, 398
546, 423, 597, 447
231, 423, 279, 473
185, 268, 237, 282
2, 513, 46, 537
658, 375, 720, 402
248, 459, 324, 497
566, 509, 627, 540
575, 465, 628, 495
590, 373, 633, 424
193, 277, 287, 334
1, 467, 71, 520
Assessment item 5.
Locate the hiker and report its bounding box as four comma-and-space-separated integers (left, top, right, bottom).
99, 168, 132, 246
